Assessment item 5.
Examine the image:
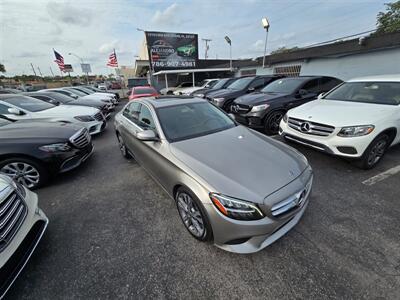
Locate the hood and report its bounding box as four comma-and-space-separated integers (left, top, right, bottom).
82, 95, 110, 101
0, 120, 82, 140
71, 98, 103, 108
170, 126, 307, 203
35, 104, 98, 117
234, 92, 288, 106
175, 87, 202, 94
92, 92, 114, 98
290, 100, 396, 126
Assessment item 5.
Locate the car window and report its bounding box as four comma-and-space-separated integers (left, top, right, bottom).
180, 82, 192, 88
301, 79, 319, 93
32, 95, 53, 102
123, 102, 141, 123
319, 78, 342, 92
248, 78, 265, 89
2, 96, 55, 112
0, 103, 11, 114
138, 105, 156, 130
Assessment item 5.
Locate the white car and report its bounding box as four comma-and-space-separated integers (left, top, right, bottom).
173, 79, 219, 96
0, 94, 106, 135
62, 87, 117, 105
279, 74, 400, 169
73, 86, 118, 102
160, 82, 193, 95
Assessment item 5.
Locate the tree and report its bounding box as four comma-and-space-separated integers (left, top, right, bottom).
270, 46, 300, 55
376, 1, 400, 34
0, 63, 5, 73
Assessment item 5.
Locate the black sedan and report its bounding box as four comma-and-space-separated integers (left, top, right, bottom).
0, 116, 93, 189
190, 78, 238, 98
25, 91, 111, 118
230, 76, 342, 135
206, 75, 282, 111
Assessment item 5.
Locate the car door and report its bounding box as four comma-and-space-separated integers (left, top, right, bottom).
119, 102, 142, 156
295, 78, 320, 105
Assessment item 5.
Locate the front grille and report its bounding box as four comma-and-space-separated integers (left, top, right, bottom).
288, 117, 335, 136
231, 103, 251, 114
0, 189, 27, 252
69, 128, 91, 148
94, 112, 104, 121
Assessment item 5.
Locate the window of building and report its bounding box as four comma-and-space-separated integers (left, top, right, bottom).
241, 69, 257, 76
273, 65, 302, 77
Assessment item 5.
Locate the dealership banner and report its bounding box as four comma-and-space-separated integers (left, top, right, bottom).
145, 31, 198, 71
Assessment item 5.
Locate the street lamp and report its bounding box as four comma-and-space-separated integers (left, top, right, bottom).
224, 36, 232, 71
68, 52, 89, 84
261, 17, 270, 68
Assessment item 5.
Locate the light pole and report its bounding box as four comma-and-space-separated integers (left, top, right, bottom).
261, 17, 270, 68
68, 52, 89, 84
224, 36, 232, 71
137, 28, 154, 84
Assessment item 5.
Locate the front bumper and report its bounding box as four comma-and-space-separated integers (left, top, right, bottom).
59, 144, 94, 173
204, 168, 313, 254
231, 111, 266, 129
81, 120, 106, 135
279, 120, 373, 158
0, 188, 48, 298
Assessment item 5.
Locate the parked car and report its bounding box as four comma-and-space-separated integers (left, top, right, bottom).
0, 94, 106, 135
25, 91, 111, 118
0, 115, 93, 188
231, 76, 342, 135
177, 44, 196, 57
98, 83, 108, 91
110, 82, 122, 89
85, 85, 120, 100
279, 74, 400, 169
207, 75, 283, 111
64, 87, 117, 104
127, 78, 149, 89
129, 86, 159, 100
114, 97, 313, 253
191, 78, 238, 98
173, 79, 219, 96
0, 88, 21, 94
0, 174, 48, 297
160, 82, 193, 95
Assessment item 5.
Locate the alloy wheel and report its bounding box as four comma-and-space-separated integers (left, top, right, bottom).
1, 162, 40, 188
367, 139, 387, 166
267, 112, 284, 134
177, 192, 205, 238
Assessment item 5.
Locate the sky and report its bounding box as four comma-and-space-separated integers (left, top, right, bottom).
0, 0, 391, 76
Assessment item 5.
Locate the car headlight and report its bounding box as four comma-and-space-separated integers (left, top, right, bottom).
74, 115, 95, 122
210, 193, 264, 220
282, 113, 288, 123
213, 97, 225, 103
337, 125, 374, 137
250, 104, 270, 112
39, 143, 71, 152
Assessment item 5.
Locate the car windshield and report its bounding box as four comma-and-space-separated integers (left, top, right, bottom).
134, 88, 155, 95
227, 77, 254, 90
324, 82, 400, 105
261, 78, 304, 94
65, 88, 87, 97
43, 92, 74, 103
70, 88, 90, 95
3, 96, 55, 112
212, 79, 229, 89
0, 117, 12, 127
157, 102, 236, 142
75, 87, 93, 94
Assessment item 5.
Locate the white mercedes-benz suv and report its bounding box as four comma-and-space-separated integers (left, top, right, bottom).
279, 74, 400, 169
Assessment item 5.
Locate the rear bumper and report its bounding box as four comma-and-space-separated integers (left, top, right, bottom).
0, 189, 48, 298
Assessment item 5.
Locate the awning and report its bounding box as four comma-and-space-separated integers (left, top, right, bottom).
152, 68, 232, 76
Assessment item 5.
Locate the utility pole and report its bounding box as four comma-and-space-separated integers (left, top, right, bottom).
30, 63, 37, 76
202, 38, 212, 59
50, 67, 55, 77
37, 67, 43, 77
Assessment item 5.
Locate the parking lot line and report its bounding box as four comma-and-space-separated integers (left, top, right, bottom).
362, 165, 400, 186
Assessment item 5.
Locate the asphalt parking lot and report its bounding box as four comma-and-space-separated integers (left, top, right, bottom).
8, 100, 400, 299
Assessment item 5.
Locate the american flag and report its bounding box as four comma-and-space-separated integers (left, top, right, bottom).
107, 49, 118, 67
53, 49, 65, 71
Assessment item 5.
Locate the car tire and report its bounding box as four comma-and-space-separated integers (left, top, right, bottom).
0, 157, 48, 189
222, 100, 233, 112
116, 133, 132, 159
175, 187, 213, 242
264, 110, 285, 135
355, 133, 390, 170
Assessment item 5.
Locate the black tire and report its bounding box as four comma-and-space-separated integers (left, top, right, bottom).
355, 134, 390, 170
264, 110, 285, 135
116, 133, 132, 159
175, 187, 213, 242
0, 157, 48, 189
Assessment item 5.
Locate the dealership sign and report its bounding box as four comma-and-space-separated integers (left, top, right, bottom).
145, 31, 198, 71
81, 63, 92, 73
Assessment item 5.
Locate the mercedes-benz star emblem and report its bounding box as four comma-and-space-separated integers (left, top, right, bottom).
231, 105, 240, 113
300, 122, 311, 132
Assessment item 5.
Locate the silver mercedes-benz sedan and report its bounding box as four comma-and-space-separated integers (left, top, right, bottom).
114, 97, 313, 253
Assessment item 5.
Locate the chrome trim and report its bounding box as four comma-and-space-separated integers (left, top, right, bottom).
284, 135, 326, 151
288, 117, 335, 137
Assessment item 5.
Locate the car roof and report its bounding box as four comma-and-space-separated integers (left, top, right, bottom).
141, 96, 205, 109
348, 74, 400, 82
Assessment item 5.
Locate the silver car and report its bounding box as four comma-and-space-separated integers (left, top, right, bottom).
114, 97, 313, 253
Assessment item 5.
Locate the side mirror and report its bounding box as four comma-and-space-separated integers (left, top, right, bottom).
247, 87, 255, 93
7, 107, 24, 115
298, 89, 308, 96
136, 130, 159, 142
317, 92, 325, 99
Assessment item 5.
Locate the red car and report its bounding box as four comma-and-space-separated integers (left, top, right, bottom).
128, 86, 159, 100
110, 82, 122, 89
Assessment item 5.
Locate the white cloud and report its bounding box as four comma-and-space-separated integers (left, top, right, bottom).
253, 39, 264, 51
46, 1, 93, 26
99, 40, 120, 54
151, 3, 180, 26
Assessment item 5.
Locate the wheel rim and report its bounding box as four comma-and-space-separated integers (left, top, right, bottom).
177, 192, 205, 238
117, 136, 127, 156
267, 112, 283, 133
1, 162, 40, 188
367, 139, 387, 166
